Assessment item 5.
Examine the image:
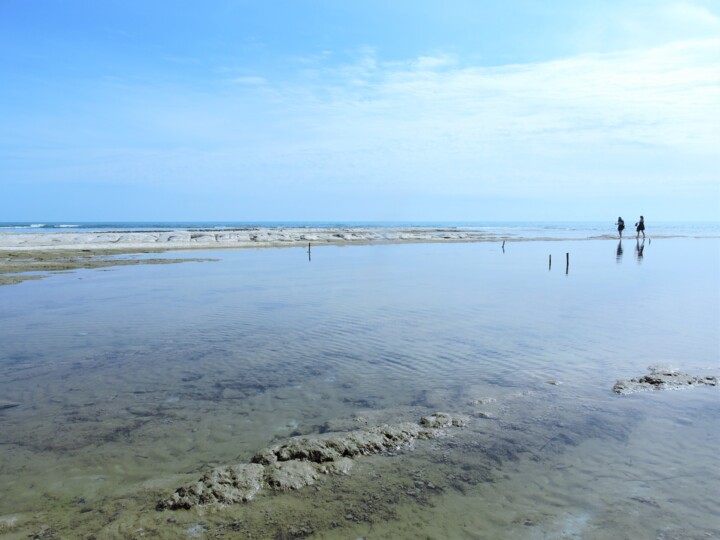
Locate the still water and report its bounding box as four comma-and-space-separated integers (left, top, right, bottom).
0, 239, 718, 539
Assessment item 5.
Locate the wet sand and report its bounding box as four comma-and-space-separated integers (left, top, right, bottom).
0, 249, 212, 286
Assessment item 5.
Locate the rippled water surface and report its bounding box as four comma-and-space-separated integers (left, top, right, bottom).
0, 239, 718, 539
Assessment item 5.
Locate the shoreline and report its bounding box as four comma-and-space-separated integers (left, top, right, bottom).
0, 225, 691, 252
0, 227, 704, 287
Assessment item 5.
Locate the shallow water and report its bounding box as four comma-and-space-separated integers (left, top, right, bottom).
0, 239, 718, 539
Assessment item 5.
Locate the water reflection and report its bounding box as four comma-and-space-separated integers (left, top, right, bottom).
636, 238, 645, 263
616, 240, 623, 263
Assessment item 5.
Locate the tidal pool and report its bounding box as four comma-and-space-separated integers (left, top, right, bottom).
0, 238, 718, 539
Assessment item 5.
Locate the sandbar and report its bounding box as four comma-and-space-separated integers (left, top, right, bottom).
0, 225, 673, 286
0, 227, 501, 286
0, 226, 503, 252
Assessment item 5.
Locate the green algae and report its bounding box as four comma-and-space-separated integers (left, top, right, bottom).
0, 249, 214, 286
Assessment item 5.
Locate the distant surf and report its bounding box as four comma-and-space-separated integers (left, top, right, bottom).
0, 221, 718, 238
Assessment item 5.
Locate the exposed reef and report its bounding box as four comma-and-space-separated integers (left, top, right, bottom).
158, 413, 466, 510
613, 366, 718, 395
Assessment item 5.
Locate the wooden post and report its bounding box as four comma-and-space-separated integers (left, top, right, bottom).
566, 252, 569, 274
549, 254, 552, 270
308, 242, 311, 262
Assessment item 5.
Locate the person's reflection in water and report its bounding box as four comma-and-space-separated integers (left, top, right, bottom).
616, 240, 623, 263
635, 238, 645, 263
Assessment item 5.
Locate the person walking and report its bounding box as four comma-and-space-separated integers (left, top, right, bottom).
615, 217, 625, 238
635, 216, 645, 239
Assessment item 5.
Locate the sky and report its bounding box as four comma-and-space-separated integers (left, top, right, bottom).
1, 0, 719, 221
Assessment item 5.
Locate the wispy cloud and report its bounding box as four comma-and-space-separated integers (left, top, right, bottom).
299, 39, 719, 151
229, 76, 267, 85
411, 54, 457, 70
240, 38, 719, 199
573, 1, 720, 52
663, 2, 720, 29
4, 38, 718, 212
162, 55, 201, 65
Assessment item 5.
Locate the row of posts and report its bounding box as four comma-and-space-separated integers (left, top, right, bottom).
503, 240, 569, 273
547, 252, 569, 274
308, 240, 571, 273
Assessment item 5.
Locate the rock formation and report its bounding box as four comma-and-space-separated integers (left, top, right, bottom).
613, 367, 718, 395
158, 413, 466, 510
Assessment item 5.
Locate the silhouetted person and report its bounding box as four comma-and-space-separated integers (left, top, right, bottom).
616, 240, 623, 262
635, 216, 645, 239
615, 217, 625, 238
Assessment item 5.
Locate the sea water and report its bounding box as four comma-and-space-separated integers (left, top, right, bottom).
0, 238, 718, 538
1, 220, 719, 239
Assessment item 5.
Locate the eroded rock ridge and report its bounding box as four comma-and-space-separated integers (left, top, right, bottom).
613, 367, 718, 395
158, 413, 466, 510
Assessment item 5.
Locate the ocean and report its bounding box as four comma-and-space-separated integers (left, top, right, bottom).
1, 220, 719, 238
0, 236, 718, 538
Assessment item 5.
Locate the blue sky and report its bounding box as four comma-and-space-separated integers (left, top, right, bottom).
1, 0, 719, 221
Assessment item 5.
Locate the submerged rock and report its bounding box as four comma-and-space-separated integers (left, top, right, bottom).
265, 461, 319, 491
158, 413, 464, 510
613, 367, 718, 395
419, 412, 467, 428
469, 397, 496, 405
252, 421, 432, 465
0, 515, 19, 533
0, 400, 20, 411
159, 464, 265, 509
